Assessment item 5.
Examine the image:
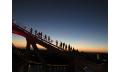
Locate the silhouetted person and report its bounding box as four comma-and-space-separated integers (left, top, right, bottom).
37, 32, 40, 38
44, 34, 47, 40
61, 42, 63, 48
65, 44, 67, 50
30, 28, 33, 34
50, 40, 53, 43
56, 40, 58, 46
72, 47, 74, 51
59, 42, 62, 48
48, 36, 50, 42
40, 32, 42, 38
73, 48, 75, 52
63, 42, 65, 49
70, 46, 72, 51
35, 30, 37, 36
68, 44, 70, 51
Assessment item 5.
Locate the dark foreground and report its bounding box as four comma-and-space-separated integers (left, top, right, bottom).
12, 47, 107, 72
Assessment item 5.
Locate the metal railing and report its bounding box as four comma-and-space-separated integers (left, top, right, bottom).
13, 23, 63, 50
13, 22, 77, 52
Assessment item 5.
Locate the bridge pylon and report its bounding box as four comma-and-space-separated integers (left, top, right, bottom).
26, 35, 38, 51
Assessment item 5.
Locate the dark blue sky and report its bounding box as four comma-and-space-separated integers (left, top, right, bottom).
13, 0, 108, 52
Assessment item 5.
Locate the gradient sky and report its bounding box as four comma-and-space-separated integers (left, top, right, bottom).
12, 0, 108, 53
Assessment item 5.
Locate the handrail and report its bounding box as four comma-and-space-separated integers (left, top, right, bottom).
13, 23, 64, 51
13, 23, 77, 52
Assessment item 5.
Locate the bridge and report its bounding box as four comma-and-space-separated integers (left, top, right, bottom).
12, 21, 108, 72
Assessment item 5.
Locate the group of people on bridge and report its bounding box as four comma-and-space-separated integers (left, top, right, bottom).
30, 28, 53, 43
12, 19, 78, 52
55, 40, 75, 51
29, 27, 76, 52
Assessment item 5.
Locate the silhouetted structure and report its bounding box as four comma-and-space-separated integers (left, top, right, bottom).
12, 21, 108, 72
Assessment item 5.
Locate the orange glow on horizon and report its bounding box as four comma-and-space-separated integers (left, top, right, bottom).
12, 39, 108, 53
73, 42, 108, 53
77, 47, 108, 53
12, 34, 108, 53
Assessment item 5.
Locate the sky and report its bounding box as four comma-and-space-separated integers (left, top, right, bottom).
12, 0, 108, 53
